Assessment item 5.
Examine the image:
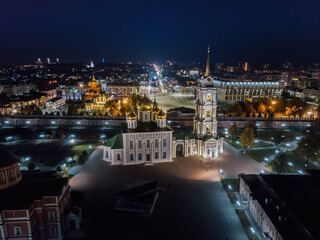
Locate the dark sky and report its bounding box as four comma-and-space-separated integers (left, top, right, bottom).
1, 0, 320, 65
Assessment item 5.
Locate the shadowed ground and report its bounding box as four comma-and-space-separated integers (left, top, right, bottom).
70, 149, 248, 240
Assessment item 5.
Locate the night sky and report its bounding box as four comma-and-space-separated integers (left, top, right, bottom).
1, 0, 320, 65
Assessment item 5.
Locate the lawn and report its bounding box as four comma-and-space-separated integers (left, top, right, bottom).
221, 178, 239, 204
245, 149, 275, 163
265, 151, 318, 174
256, 130, 302, 142
1, 141, 100, 167
235, 209, 259, 240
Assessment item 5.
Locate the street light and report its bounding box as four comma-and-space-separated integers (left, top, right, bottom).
250, 227, 255, 239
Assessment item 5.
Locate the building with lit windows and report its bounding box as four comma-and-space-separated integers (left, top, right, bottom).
0, 151, 71, 240
102, 96, 173, 165
212, 79, 284, 101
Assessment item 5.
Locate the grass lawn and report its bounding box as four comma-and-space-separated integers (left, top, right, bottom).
246, 149, 275, 163
1, 141, 99, 167
256, 130, 302, 142
265, 151, 318, 174
235, 209, 259, 240
221, 178, 239, 204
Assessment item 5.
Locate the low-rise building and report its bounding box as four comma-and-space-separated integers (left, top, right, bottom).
46, 97, 66, 110
239, 173, 320, 240
0, 152, 71, 240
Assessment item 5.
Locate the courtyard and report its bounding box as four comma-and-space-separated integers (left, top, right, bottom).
70, 149, 249, 240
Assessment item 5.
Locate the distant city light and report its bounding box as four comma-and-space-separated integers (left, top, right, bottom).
261, 170, 265, 173
25, 157, 31, 162
39, 134, 45, 138
7, 136, 13, 140
51, 121, 56, 124
5, 121, 9, 124
296, 136, 301, 140
89, 145, 92, 149
264, 157, 269, 161
288, 162, 293, 166
228, 185, 232, 190
100, 134, 106, 139
70, 139, 75, 143
236, 141, 240, 144
298, 170, 303, 174
250, 227, 255, 234
26, 121, 30, 124
77, 121, 81, 125
105, 122, 109, 125
70, 134, 75, 138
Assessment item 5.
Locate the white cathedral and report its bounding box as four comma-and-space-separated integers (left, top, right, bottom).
101, 47, 223, 165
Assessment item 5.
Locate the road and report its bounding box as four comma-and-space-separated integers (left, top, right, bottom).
217, 142, 272, 178
70, 149, 248, 240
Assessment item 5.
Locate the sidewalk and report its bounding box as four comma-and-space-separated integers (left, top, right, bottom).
235, 192, 264, 240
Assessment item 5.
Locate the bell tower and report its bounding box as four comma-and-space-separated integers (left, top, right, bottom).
193, 46, 217, 138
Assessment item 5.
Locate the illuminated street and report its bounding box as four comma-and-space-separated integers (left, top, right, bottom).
70, 149, 248, 240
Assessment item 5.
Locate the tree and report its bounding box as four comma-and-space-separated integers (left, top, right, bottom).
257, 103, 267, 117
67, 104, 78, 115
297, 136, 319, 166
73, 154, 79, 165
245, 120, 257, 135
232, 104, 243, 117
228, 123, 238, 139
27, 162, 36, 170
245, 103, 256, 117
272, 132, 283, 152
240, 127, 255, 153
275, 153, 288, 174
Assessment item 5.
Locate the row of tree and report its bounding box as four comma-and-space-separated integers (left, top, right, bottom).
230, 97, 309, 118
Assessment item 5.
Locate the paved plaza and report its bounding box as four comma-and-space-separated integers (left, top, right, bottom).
70, 147, 251, 240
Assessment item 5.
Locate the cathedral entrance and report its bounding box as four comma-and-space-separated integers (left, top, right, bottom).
146, 154, 151, 162
176, 144, 184, 156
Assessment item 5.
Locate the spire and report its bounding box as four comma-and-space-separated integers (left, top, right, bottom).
204, 46, 210, 77
92, 75, 96, 82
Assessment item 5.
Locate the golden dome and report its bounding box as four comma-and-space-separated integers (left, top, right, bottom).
157, 109, 166, 120
137, 96, 153, 112
153, 106, 160, 114
126, 111, 137, 120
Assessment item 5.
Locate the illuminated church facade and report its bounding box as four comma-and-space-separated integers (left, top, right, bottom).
101, 47, 223, 165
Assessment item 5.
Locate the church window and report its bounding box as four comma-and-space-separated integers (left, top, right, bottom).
138, 140, 142, 148
48, 212, 55, 220
0, 173, 4, 183
207, 94, 212, 102
117, 154, 121, 161
163, 152, 166, 159
155, 152, 159, 159
130, 141, 133, 149
138, 153, 142, 160
188, 146, 190, 154
155, 139, 159, 148
206, 126, 210, 134
163, 139, 166, 147
130, 154, 134, 161
14, 226, 21, 235
145, 113, 147, 120
206, 110, 211, 117
8, 170, 14, 182
147, 140, 150, 148
106, 151, 108, 158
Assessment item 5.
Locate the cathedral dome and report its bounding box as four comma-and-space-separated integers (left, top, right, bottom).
156, 109, 166, 119
137, 96, 153, 112
153, 106, 160, 115
127, 111, 137, 120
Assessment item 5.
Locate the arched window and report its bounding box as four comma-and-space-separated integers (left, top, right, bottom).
0, 173, 4, 183
206, 110, 211, 117
8, 170, 14, 182
206, 126, 210, 134
207, 94, 212, 102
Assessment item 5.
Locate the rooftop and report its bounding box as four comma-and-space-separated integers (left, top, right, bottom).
104, 134, 123, 149
0, 151, 19, 168
121, 121, 172, 133
0, 171, 68, 210
241, 174, 320, 240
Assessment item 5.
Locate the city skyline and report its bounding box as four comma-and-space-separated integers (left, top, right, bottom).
1, 0, 320, 65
